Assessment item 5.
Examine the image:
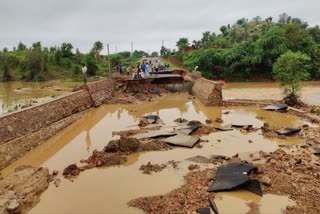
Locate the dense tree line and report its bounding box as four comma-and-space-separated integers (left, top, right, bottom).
0, 41, 149, 82
170, 13, 320, 81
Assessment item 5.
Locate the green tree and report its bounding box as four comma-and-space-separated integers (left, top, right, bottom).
285, 23, 301, 51
176, 38, 190, 52
278, 13, 290, 25
1, 55, 12, 81
61, 42, 73, 58
160, 46, 171, 57
17, 42, 27, 51
32, 41, 42, 50
27, 49, 46, 81
220, 26, 228, 36
272, 51, 310, 104
151, 51, 159, 57
92, 41, 104, 52
86, 52, 98, 75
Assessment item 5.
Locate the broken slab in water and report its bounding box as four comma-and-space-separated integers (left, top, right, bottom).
130, 130, 176, 139
277, 127, 301, 135
209, 197, 220, 214
208, 162, 261, 196
232, 124, 253, 128
241, 179, 263, 196
139, 115, 163, 127
264, 103, 288, 111
145, 115, 160, 124
213, 125, 233, 131
174, 124, 200, 135
164, 134, 200, 148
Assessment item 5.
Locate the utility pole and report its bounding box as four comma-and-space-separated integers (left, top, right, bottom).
107, 43, 110, 77
162, 40, 164, 47
131, 42, 133, 66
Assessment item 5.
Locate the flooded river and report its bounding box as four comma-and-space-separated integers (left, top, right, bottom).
223, 81, 320, 105
2, 93, 307, 213
0, 81, 81, 114
0, 81, 319, 114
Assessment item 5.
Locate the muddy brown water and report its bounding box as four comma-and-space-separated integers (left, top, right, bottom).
0, 81, 81, 114
1, 81, 320, 115
223, 81, 320, 105
2, 93, 306, 213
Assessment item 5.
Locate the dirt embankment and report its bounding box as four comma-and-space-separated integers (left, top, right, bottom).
0, 166, 50, 214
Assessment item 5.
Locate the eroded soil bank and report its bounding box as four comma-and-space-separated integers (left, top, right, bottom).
1, 92, 319, 213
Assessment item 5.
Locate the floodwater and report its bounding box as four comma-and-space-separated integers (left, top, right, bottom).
223, 81, 320, 105
0, 81, 80, 114
215, 191, 295, 214
2, 93, 306, 213
1, 80, 319, 115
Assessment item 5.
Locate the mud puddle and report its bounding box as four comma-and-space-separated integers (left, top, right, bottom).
215, 191, 295, 214
2, 93, 307, 213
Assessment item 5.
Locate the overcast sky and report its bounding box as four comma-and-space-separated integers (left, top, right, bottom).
0, 0, 319, 54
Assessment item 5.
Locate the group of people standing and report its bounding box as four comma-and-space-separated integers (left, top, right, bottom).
80, 59, 162, 85
131, 59, 160, 79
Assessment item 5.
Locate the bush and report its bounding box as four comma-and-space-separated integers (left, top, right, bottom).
272, 51, 310, 104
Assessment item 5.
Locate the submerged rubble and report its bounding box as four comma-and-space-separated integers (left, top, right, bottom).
139, 162, 167, 174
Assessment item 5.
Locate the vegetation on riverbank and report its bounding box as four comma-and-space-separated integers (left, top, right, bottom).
0, 41, 148, 82
163, 13, 320, 81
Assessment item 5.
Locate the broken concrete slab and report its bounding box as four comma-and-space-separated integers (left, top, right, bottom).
191, 78, 223, 106
145, 115, 160, 124
139, 115, 163, 127
164, 134, 200, 148
277, 127, 301, 135
174, 124, 200, 135
130, 130, 176, 139
196, 207, 211, 214
232, 124, 253, 128
241, 179, 263, 196
208, 162, 259, 195
209, 197, 220, 214
213, 125, 233, 131
264, 103, 288, 111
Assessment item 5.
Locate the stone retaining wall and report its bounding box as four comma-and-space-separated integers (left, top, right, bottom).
191, 78, 223, 105
85, 78, 117, 107
0, 78, 116, 170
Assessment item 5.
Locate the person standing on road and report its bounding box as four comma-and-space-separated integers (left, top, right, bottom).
155, 60, 159, 72
119, 62, 123, 75
145, 63, 150, 76
82, 63, 87, 84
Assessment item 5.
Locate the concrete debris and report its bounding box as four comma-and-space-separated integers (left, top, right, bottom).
277, 127, 301, 135
164, 134, 200, 148
264, 103, 288, 111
